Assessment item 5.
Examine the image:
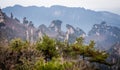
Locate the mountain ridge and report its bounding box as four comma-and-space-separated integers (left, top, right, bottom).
2, 5, 120, 33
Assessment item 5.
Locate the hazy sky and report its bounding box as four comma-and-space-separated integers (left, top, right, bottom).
0, 0, 120, 15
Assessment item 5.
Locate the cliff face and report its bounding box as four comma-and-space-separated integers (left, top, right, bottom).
0, 9, 4, 23
49, 20, 62, 33
106, 42, 120, 70
65, 24, 86, 43
86, 21, 120, 50
0, 9, 37, 43
88, 21, 120, 38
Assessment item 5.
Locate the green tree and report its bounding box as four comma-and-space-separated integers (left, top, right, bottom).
69, 37, 110, 65
36, 35, 59, 61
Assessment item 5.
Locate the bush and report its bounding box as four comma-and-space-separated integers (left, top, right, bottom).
36, 35, 59, 61
0, 36, 110, 70
10, 38, 25, 51
35, 58, 73, 70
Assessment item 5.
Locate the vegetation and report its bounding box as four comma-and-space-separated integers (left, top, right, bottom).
0, 35, 111, 70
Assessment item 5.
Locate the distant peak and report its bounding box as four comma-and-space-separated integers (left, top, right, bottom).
14, 4, 22, 7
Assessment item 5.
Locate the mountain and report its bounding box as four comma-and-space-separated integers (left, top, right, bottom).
2, 5, 120, 33
86, 21, 120, 50
0, 8, 85, 44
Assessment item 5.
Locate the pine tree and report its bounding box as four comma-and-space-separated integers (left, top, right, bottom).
10, 12, 13, 19
36, 35, 59, 61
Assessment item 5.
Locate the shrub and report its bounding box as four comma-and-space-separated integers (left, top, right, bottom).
36, 35, 59, 61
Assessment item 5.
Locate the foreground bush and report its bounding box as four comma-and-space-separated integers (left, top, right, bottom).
35, 58, 73, 70
0, 36, 111, 70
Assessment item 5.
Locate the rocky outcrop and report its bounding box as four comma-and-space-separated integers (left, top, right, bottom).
37, 24, 49, 39
49, 20, 62, 33
0, 8, 4, 23
87, 21, 120, 50
37, 22, 65, 41
0, 9, 38, 43
65, 24, 86, 43
36, 21, 85, 43
106, 42, 120, 70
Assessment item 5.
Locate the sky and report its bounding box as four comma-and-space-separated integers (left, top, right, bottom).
0, 0, 120, 15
